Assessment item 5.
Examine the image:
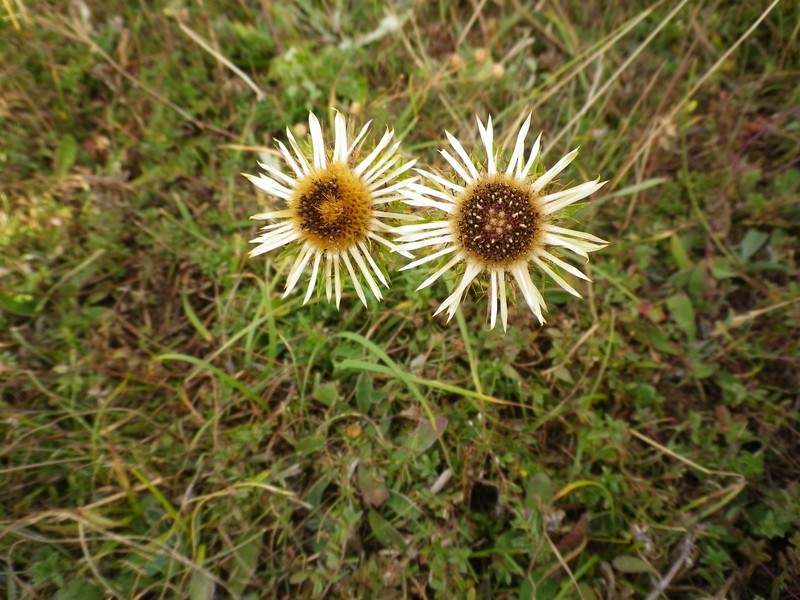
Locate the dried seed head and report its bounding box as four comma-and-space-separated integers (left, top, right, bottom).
292, 121, 308, 138
448, 53, 466, 70
490, 63, 505, 79
349, 101, 364, 116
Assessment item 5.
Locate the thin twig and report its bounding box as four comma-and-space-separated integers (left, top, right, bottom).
37, 14, 238, 140
645, 531, 696, 600
177, 21, 265, 101
618, 0, 783, 183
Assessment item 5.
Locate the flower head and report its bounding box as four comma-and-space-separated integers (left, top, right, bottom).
246, 112, 415, 307
395, 115, 607, 330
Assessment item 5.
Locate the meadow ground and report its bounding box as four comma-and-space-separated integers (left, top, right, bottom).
1, 1, 799, 598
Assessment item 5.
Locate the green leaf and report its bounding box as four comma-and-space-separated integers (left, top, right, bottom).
306, 474, 333, 507
710, 257, 737, 280
632, 323, 679, 355
687, 262, 707, 298
670, 234, 692, 270
355, 372, 373, 414
313, 381, 338, 406
740, 229, 769, 262
129, 163, 182, 188
774, 167, 800, 195
534, 578, 559, 600
666, 294, 696, 342
525, 472, 554, 510
29, 549, 66, 587
632, 383, 658, 405
55, 581, 103, 600
296, 436, 325, 457
338, 73, 368, 104
367, 509, 406, 549
576, 584, 600, 600
229, 532, 263, 595
403, 416, 448, 454
54, 134, 78, 176
612, 555, 656, 574
743, 261, 789, 274
691, 361, 717, 379
386, 492, 421, 520
517, 578, 534, 600
501, 363, 523, 384
0, 292, 37, 317
750, 503, 795, 538
189, 569, 216, 600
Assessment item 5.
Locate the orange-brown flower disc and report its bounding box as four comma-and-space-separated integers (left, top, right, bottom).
291, 162, 373, 253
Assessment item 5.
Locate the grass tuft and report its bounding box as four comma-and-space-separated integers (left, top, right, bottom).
2, 0, 799, 597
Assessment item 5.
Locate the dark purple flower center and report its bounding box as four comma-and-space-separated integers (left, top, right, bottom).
455, 178, 541, 265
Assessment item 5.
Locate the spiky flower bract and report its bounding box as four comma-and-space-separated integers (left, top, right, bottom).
395, 115, 608, 330
245, 112, 415, 308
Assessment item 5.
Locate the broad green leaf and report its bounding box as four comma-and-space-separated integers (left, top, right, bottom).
55, 134, 78, 176
55, 581, 103, 600
403, 416, 447, 454
575, 584, 599, 600
313, 381, 338, 406
740, 229, 769, 262
691, 361, 717, 379
386, 492, 421, 520
306, 474, 333, 507
229, 532, 263, 595
687, 262, 707, 298
501, 363, 523, 384
517, 578, 534, 600
632, 323, 679, 355
355, 372, 373, 414
666, 294, 696, 342
525, 472, 554, 509
534, 578, 559, 600
711, 257, 737, 280
189, 569, 216, 600
367, 509, 406, 549
0, 292, 37, 317
670, 234, 692, 270
612, 555, 656, 574
296, 436, 325, 457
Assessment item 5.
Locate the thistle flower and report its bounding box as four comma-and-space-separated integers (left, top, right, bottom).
245, 112, 415, 307
395, 115, 607, 330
